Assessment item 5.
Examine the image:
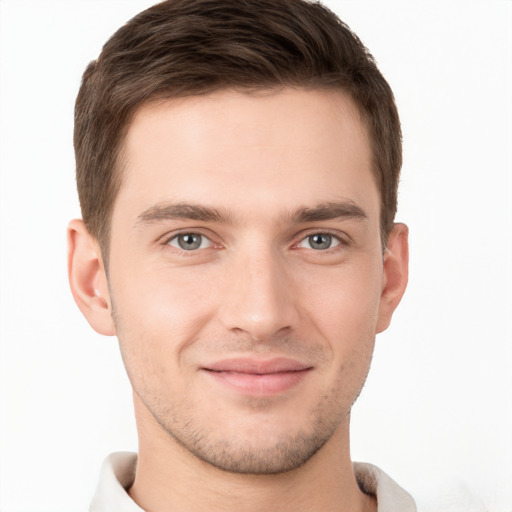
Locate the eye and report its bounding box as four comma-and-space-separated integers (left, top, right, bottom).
298, 233, 341, 250
167, 233, 212, 251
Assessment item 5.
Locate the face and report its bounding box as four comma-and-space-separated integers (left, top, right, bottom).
88, 88, 406, 474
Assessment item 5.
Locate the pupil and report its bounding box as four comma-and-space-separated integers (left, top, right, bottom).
310, 234, 331, 250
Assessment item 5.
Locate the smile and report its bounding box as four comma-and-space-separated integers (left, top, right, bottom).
201, 358, 313, 395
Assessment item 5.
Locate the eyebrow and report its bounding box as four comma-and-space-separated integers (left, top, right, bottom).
137, 203, 232, 225
136, 200, 367, 227
290, 201, 368, 223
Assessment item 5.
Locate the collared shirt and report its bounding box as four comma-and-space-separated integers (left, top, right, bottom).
90, 452, 417, 512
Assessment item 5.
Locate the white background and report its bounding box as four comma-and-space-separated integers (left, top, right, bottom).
0, 1, 511, 511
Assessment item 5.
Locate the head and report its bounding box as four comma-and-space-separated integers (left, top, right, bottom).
74, 0, 402, 264
69, 0, 408, 476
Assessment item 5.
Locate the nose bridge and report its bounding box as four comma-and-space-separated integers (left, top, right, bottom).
219, 242, 297, 340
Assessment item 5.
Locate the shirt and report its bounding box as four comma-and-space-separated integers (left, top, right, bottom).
90, 452, 417, 512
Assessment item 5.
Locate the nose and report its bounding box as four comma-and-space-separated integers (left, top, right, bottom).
218, 246, 299, 341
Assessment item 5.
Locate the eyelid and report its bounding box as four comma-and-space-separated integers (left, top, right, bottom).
156, 227, 351, 253
159, 228, 220, 249
168, 233, 212, 250
297, 233, 341, 250
293, 229, 351, 249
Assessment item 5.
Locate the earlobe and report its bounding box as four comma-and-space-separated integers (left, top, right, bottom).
67, 219, 116, 336
376, 223, 409, 333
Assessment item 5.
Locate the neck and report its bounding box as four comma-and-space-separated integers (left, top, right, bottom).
128, 395, 376, 512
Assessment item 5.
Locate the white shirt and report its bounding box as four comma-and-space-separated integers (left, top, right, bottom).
90, 452, 417, 512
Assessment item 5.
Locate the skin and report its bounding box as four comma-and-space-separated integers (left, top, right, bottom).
68, 88, 408, 512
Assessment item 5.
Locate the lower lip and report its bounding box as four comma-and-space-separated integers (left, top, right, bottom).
203, 369, 311, 395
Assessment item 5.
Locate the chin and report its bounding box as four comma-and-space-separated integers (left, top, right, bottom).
179, 429, 333, 475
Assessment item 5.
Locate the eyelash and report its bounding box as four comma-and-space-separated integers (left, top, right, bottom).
160, 229, 350, 254
161, 231, 217, 254
294, 230, 350, 252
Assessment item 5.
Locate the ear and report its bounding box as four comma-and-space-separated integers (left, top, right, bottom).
376, 223, 409, 333
67, 219, 116, 336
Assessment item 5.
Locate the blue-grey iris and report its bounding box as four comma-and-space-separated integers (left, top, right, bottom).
178, 234, 202, 250
309, 234, 332, 250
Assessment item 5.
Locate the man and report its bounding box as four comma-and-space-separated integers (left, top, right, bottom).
67, 0, 412, 510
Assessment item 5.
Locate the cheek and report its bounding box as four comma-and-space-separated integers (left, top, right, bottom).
108, 264, 219, 388
295, 260, 383, 339
293, 259, 382, 390
112, 261, 216, 331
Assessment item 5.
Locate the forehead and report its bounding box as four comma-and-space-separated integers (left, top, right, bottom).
115, 88, 378, 225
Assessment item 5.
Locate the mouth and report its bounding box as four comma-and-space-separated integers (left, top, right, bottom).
201, 357, 313, 396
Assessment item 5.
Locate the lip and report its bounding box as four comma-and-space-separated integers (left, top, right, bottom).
201, 358, 313, 396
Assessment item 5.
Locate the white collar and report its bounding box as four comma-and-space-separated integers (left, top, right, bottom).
353, 461, 417, 512
90, 452, 143, 512
90, 452, 416, 512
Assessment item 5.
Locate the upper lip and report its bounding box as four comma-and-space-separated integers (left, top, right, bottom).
203, 357, 312, 374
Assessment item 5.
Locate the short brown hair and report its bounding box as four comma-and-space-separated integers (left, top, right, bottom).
74, 0, 402, 259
